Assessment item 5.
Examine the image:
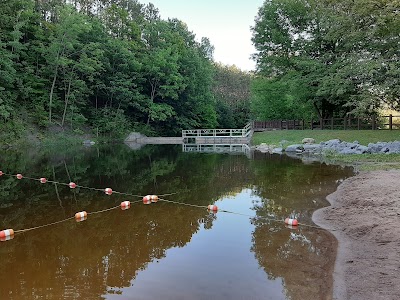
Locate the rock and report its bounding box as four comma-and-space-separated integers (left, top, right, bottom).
338, 148, 355, 154
324, 139, 342, 147
368, 142, 385, 153
285, 144, 304, 152
273, 139, 400, 158
256, 144, 274, 153
303, 144, 322, 152
125, 132, 147, 142
346, 142, 359, 149
302, 138, 315, 144
356, 145, 369, 153
388, 141, 400, 154
380, 147, 390, 153
272, 147, 283, 153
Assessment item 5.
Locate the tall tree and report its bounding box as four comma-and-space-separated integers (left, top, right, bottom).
43, 5, 92, 125
251, 0, 400, 119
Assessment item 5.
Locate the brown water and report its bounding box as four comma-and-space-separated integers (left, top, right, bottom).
0, 144, 353, 299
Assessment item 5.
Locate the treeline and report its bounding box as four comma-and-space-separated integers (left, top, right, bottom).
213, 63, 252, 128
0, 0, 251, 141
251, 0, 400, 121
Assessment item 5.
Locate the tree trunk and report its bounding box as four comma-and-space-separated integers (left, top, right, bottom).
147, 80, 157, 126
49, 64, 59, 124
61, 77, 72, 127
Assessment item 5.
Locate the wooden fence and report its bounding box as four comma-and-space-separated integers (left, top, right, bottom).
253, 115, 400, 131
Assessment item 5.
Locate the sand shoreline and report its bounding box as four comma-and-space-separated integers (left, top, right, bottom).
313, 170, 400, 300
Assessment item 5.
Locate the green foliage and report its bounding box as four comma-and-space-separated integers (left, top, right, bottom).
252, 0, 400, 119
92, 108, 131, 137
213, 63, 252, 128
0, 0, 229, 144
251, 72, 316, 120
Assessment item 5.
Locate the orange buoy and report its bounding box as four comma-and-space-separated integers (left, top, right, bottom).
75, 211, 87, 222
121, 201, 130, 209
0, 171, 3, 176
16, 174, 23, 179
143, 195, 152, 204
69, 182, 77, 189
0, 234, 14, 242
76, 215, 87, 222
207, 205, 218, 212
285, 224, 298, 230
150, 195, 158, 203
0, 229, 14, 242
40, 177, 47, 183
284, 218, 298, 226
105, 188, 113, 195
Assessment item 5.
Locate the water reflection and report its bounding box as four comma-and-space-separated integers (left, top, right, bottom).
182, 143, 252, 158
0, 144, 353, 299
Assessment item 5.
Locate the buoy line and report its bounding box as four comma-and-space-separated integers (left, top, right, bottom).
0, 171, 177, 198
159, 198, 322, 230
0, 170, 323, 241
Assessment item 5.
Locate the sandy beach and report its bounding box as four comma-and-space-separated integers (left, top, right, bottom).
313, 170, 400, 300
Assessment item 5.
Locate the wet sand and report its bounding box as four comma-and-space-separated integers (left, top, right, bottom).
313, 170, 400, 300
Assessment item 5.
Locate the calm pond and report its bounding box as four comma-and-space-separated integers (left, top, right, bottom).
0, 144, 353, 300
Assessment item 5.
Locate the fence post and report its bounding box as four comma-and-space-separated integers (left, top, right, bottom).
331, 117, 334, 130
343, 116, 346, 130
357, 117, 360, 130
311, 118, 313, 130
389, 114, 393, 130
372, 115, 376, 130
302, 119, 304, 130
286, 120, 289, 130
320, 118, 323, 130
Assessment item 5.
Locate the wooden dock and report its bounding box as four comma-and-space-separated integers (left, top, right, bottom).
182, 123, 253, 144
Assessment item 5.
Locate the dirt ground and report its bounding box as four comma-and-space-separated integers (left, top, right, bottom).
313, 170, 400, 300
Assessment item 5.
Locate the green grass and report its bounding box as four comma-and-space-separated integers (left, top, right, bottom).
252, 130, 400, 171
252, 130, 400, 146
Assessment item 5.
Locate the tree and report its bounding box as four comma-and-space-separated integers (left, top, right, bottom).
251, 0, 400, 119
0, 0, 225, 141
43, 5, 92, 125
213, 63, 252, 127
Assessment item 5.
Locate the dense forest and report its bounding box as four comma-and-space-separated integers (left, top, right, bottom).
0, 0, 251, 142
251, 0, 400, 121
1, 0, 399, 143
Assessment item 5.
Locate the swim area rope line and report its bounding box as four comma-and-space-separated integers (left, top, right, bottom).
0, 170, 322, 241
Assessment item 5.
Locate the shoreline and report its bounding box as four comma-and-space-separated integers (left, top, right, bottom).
313, 170, 400, 300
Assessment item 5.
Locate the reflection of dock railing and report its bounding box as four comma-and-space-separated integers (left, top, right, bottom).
182, 123, 253, 144
182, 144, 252, 158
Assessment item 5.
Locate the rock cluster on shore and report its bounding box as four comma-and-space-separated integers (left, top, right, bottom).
255, 139, 400, 155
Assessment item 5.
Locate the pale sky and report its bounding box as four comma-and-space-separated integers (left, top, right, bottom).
145, 0, 265, 71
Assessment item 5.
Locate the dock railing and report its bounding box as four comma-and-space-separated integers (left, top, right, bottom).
182, 122, 253, 139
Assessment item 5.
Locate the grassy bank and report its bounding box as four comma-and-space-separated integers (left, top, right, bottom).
252, 130, 400, 171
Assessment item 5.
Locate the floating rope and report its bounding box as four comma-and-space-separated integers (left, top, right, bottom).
0, 172, 176, 198
0, 170, 323, 241
14, 217, 75, 234
158, 198, 323, 230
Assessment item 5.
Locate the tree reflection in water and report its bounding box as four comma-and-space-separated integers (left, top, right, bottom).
0, 144, 352, 299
